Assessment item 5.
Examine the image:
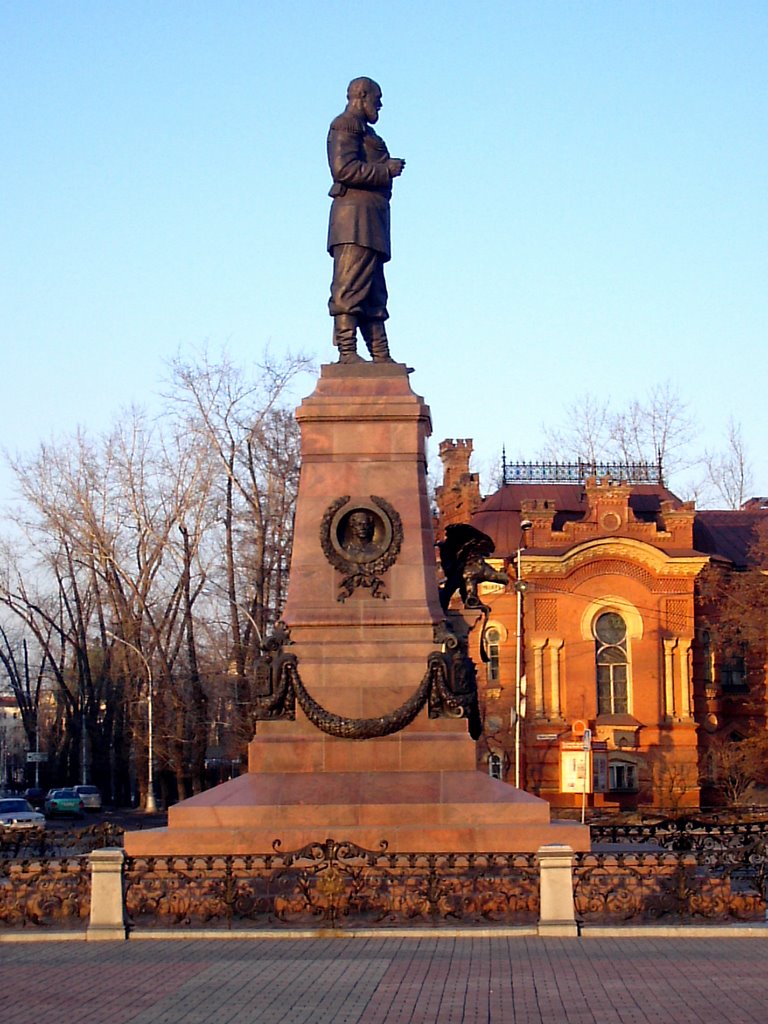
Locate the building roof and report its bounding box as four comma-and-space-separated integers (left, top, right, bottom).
470, 480, 768, 569
471, 482, 683, 556
693, 509, 768, 570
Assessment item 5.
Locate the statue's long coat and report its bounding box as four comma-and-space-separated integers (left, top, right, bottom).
327, 111, 392, 260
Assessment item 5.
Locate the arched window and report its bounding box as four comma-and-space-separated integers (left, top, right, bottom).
485, 627, 501, 682
488, 753, 503, 780
595, 612, 629, 715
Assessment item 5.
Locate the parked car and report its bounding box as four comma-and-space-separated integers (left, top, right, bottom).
73, 785, 102, 811
0, 797, 46, 829
44, 789, 85, 818
22, 787, 46, 809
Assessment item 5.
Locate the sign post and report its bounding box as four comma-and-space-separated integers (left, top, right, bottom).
26, 750, 47, 788
581, 728, 592, 824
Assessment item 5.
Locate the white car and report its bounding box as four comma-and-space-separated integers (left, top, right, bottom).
73, 785, 102, 811
0, 797, 46, 829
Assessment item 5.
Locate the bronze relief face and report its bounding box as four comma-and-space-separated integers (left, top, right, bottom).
321, 495, 402, 600
333, 504, 392, 565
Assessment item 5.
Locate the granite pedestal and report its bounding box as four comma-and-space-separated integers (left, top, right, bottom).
124, 364, 588, 856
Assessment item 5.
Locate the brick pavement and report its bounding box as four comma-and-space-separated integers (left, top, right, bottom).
1, 935, 767, 1024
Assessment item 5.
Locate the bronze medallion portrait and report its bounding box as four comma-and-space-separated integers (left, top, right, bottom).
321, 495, 402, 600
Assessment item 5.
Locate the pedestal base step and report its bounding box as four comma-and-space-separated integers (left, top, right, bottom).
123, 771, 590, 854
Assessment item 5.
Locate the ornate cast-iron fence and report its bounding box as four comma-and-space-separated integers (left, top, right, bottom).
0, 822, 125, 861
124, 840, 540, 931
575, 846, 768, 923
0, 824, 122, 931
4, 820, 768, 933
590, 816, 768, 853
501, 458, 663, 486
0, 857, 90, 929
579, 818, 768, 923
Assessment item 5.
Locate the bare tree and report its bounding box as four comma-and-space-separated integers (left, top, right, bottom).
1, 408, 218, 801
702, 418, 754, 510
167, 348, 308, 749
0, 626, 47, 750
648, 750, 699, 812
703, 733, 768, 807
541, 380, 695, 480
0, 347, 311, 802
540, 392, 612, 466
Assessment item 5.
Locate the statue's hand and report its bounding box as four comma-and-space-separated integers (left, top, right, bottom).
387, 158, 406, 177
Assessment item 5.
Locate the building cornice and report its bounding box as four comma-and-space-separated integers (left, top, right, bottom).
521, 538, 710, 580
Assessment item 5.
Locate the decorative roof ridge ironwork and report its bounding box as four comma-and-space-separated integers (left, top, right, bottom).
500, 455, 665, 487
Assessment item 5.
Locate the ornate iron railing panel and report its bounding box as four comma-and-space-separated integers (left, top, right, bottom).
125, 840, 539, 930
590, 817, 768, 852
0, 822, 124, 861
575, 848, 768, 923
501, 459, 663, 485
0, 857, 90, 929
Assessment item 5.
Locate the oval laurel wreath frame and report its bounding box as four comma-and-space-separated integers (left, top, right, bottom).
320, 495, 403, 580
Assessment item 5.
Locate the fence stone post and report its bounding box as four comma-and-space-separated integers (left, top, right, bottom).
537, 844, 578, 937
87, 848, 127, 940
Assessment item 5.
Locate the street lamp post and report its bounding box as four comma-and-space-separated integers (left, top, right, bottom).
81, 683, 88, 786
514, 519, 533, 789
34, 708, 41, 789
107, 632, 157, 813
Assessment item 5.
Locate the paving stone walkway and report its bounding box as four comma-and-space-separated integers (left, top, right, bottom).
2, 935, 767, 1024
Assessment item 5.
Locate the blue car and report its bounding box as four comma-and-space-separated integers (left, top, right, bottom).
44, 789, 85, 818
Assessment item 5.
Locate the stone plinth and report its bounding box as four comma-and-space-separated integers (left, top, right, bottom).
125, 770, 587, 854
124, 363, 590, 858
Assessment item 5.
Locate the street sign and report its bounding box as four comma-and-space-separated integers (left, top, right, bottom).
26, 752, 47, 763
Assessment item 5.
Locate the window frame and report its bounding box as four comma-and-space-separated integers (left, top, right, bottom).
488, 753, 503, 780
484, 626, 502, 683
594, 611, 631, 716
719, 644, 748, 693
608, 759, 638, 793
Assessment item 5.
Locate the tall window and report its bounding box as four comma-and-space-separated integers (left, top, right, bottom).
720, 645, 748, 692
488, 753, 503, 780
699, 629, 715, 695
700, 630, 712, 682
485, 627, 501, 682
595, 612, 629, 715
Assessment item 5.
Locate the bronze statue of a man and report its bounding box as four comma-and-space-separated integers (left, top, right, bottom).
327, 78, 405, 363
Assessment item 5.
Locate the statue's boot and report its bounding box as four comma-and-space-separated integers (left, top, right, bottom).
361, 320, 394, 363
334, 315, 365, 364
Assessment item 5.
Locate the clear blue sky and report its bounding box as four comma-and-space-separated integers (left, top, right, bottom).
3, 1, 766, 505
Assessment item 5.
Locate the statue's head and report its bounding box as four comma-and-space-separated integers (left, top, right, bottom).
346, 510, 375, 545
347, 77, 382, 124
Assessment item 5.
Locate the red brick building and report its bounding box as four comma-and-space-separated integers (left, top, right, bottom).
435, 440, 768, 811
